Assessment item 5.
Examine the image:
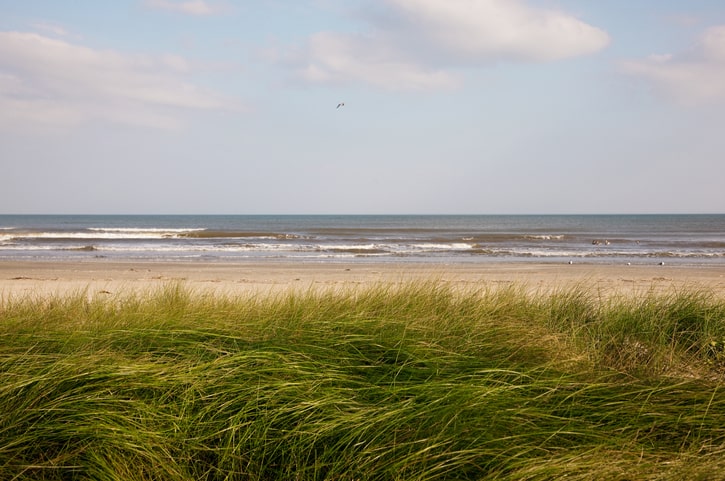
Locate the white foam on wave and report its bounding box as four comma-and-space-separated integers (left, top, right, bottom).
102, 242, 293, 253
88, 227, 205, 233
88, 227, 205, 238
0, 242, 293, 253
0, 244, 71, 251
0, 228, 17, 244
15, 228, 205, 240
323, 243, 386, 251
524, 235, 565, 241
503, 248, 583, 257
23, 233, 172, 240
409, 243, 473, 251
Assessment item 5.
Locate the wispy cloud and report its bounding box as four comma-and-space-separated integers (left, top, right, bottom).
0, 31, 241, 129
283, 0, 610, 91
143, 0, 226, 16
30, 21, 73, 38
622, 25, 725, 105
289, 31, 463, 91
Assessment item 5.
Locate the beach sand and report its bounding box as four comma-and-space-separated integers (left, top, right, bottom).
1, 260, 725, 300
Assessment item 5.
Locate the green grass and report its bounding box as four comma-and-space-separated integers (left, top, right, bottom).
1, 282, 725, 480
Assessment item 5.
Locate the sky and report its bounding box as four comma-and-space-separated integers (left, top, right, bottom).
1, 0, 725, 215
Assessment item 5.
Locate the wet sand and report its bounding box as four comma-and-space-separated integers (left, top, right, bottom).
1, 260, 724, 299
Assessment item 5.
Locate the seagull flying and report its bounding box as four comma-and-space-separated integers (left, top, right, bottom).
336, 102, 345, 109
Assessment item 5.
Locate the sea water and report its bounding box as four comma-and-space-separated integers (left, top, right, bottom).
0, 214, 723, 265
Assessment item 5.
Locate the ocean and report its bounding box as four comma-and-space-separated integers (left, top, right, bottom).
0, 215, 723, 265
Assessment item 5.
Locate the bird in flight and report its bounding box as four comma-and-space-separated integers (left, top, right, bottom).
336, 102, 345, 109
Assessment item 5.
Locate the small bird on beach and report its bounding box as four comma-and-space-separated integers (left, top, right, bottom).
336, 102, 345, 109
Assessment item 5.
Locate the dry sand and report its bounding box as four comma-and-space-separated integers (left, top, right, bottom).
1, 260, 725, 300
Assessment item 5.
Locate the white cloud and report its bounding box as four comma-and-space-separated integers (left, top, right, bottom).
622, 25, 725, 105
0, 31, 239, 129
286, 0, 609, 90
144, 0, 223, 16
31, 22, 72, 38
383, 0, 609, 62
294, 31, 462, 91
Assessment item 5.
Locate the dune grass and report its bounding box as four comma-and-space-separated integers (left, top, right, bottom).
1, 282, 725, 480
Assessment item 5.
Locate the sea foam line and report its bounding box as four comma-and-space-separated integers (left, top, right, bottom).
88, 227, 206, 233
14, 228, 205, 240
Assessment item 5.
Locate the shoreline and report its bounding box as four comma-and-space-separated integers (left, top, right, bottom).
2, 259, 725, 299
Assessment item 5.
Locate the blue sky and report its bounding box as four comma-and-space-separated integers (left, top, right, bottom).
1, 0, 724, 214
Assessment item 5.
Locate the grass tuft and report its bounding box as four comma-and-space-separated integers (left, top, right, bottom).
1, 282, 724, 480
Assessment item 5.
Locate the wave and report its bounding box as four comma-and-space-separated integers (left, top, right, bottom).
66, 245, 98, 252
88, 227, 205, 233
87, 227, 206, 239
5, 228, 305, 242
179, 230, 301, 240
322, 247, 389, 255
523, 235, 566, 241
10, 231, 199, 240
469, 248, 725, 259
1, 226, 723, 263
3, 240, 722, 260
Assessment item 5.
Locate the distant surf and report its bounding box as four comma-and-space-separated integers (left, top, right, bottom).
0, 214, 723, 265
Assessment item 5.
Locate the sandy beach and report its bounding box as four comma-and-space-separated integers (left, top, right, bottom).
2, 260, 724, 299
